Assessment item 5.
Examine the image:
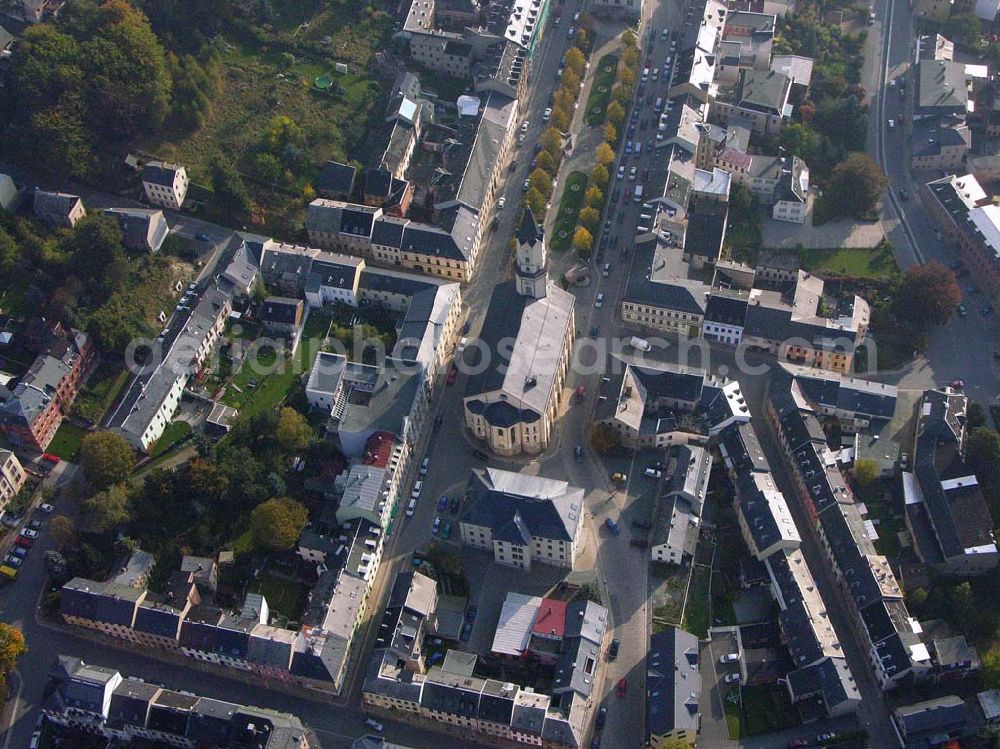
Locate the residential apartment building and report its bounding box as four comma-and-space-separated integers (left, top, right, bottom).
33, 189, 86, 228
924, 173, 1000, 307
107, 288, 231, 451
459, 467, 584, 572
0, 325, 93, 451
42, 655, 314, 748
903, 387, 999, 576
711, 68, 793, 136
650, 444, 712, 564
767, 381, 932, 689
102, 208, 170, 253
716, 11, 776, 83
0, 450, 26, 509
141, 161, 189, 210
589, 0, 643, 20
911, 115, 971, 171
647, 627, 702, 748
61, 519, 385, 696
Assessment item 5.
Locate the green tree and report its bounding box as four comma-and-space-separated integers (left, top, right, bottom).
250, 497, 309, 551
0, 228, 22, 280
562, 70, 581, 93
253, 152, 283, 185
621, 29, 636, 48
853, 458, 879, 488
49, 515, 78, 549
551, 108, 571, 133
595, 142, 615, 166
942, 13, 985, 53
63, 213, 127, 301
529, 168, 553, 199
276, 407, 313, 454
579, 206, 600, 230
984, 645, 1000, 690
564, 46, 586, 76
585, 185, 604, 207
814, 97, 869, 151
541, 127, 563, 154
612, 83, 632, 106
619, 66, 635, 88
535, 150, 556, 174
825, 152, 888, 219
894, 261, 962, 327
607, 100, 625, 127
589, 164, 609, 189
572, 227, 593, 253
622, 45, 639, 69
79, 484, 130, 534
210, 157, 250, 215
968, 401, 987, 430
524, 187, 546, 217
80, 432, 135, 490
555, 88, 576, 114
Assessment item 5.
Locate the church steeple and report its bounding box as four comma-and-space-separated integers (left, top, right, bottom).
515, 208, 547, 299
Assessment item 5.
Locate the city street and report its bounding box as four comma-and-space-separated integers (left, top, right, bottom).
866, 0, 1000, 409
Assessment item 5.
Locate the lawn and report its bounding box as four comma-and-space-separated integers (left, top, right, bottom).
151, 421, 192, 458
797, 243, 899, 280
72, 361, 130, 425
741, 685, 800, 736
682, 563, 713, 638
549, 171, 589, 252
47, 422, 88, 460
723, 689, 742, 739
585, 54, 619, 126
249, 572, 309, 623
222, 313, 329, 415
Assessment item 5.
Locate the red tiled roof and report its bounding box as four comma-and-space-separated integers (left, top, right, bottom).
530, 598, 567, 638
363, 431, 396, 467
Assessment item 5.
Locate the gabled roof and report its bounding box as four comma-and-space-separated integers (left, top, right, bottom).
317, 161, 357, 196
647, 627, 701, 738
462, 467, 585, 544
142, 161, 184, 187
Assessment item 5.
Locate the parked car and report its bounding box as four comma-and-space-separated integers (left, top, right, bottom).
457, 337, 469, 352
497, 196, 506, 210
542, 107, 552, 121
14, 536, 31, 549
608, 639, 620, 660
441, 522, 452, 540
27, 519, 41, 531
787, 739, 810, 749
605, 517, 620, 535
420, 458, 430, 476
10, 547, 26, 559
411, 481, 423, 499
574, 444, 585, 463
447, 365, 458, 385
365, 718, 384, 732
957, 304, 967, 317
595, 293, 604, 308
523, 178, 531, 192
450, 496, 461, 513
19, 529, 38, 540
432, 516, 441, 534
724, 672, 740, 684
719, 653, 739, 664
437, 495, 449, 512
616, 678, 627, 697
596, 706, 607, 728
520, 120, 530, 133
38, 504, 53, 514
4, 556, 21, 568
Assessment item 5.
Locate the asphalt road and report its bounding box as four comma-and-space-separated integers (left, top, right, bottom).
867, 0, 1000, 410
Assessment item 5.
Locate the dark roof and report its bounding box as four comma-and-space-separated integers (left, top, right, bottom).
108, 679, 160, 728
317, 161, 357, 196
684, 201, 728, 259
647, 627, 701, 738
133, 599, 183, 639
462, 488, 576, 543
364, 168, 394, 199
705, 292, 749, 326
632, 362, 705, 405
142, 161, 183, 187
517, 207, 542, 246
400, 223, 466, 260
463, 282, 527, 405
894, 695, 967, 738
371, 215, 409, 248
719, 421, 769, 474
260, 296, 303, 326
623, 239, 709, 315
478, 681, 517, 726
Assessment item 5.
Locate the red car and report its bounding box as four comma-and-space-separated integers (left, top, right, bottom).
446, 365, 458, 385
15, 536, 32, 549
616, 678, 627, 698
787, 739, 810, 749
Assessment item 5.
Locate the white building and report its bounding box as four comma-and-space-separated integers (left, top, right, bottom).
459, 467, 584, 572
141, 161, 189, 210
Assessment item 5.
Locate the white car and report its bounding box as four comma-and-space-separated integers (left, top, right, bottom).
498, 196, 506, 210
39, 503, 54, 514
518, 133, 525, 145
411, 480, 423, 499
595, 293, 604, 308
365, 718, 384, 732
542, 107, 552, 121
724, 672, 740, 684
616, 165, 625, 180
887, 118, 895, 129
719, 653, 739, 664
629, 166, 637, 180
457, 337, 469, 352
19, 529, 38, 540
420, 458, 430, 476
520, 120, 530, 133
603, 263, 611, 277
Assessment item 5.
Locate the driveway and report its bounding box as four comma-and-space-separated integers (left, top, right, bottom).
761, 194, 886, 250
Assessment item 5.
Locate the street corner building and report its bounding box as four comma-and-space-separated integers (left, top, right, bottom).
463, 209, 575, 456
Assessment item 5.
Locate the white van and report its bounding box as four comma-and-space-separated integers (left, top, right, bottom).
411, 480, 423, 499
406, 498, 417, 517
634, 142, 642, 155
